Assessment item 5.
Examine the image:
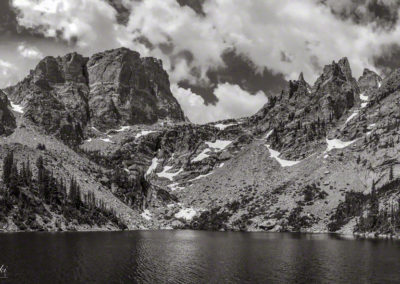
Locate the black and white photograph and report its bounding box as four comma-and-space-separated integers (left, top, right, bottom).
1, 0, 400, 283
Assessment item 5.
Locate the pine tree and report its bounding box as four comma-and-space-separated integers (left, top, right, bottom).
370, 181, 379, 221
2, 151, 14, 185
389, 165, 394, 181
9, 163, 20, 197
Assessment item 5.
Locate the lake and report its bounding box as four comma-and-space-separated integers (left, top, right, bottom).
0, 230, 399, 283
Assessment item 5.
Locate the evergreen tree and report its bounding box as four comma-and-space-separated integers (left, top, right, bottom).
9, 163, 20, 197
2, 151, 14, 185
389, 165, 394, 181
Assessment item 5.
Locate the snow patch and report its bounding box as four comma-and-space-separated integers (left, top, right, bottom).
157, 166, 183, 181
116, 126, 130, 132
168, 183, 184, 191
10, 101, 24, 113
141, 209, 152, 220
360, 92, 368, 101
265, 129, 274, 139
192, 172, 213, 181
91, 126, 101, 132
100, 138, 113, 143
146, 157, 159, 177
85, 138, 92, 142
136, 130, 156, 139
175, 208, 197, 220
325, 138, 357, 152
205, 140, 231, 151
345, 111, 358, 124
192, 149, 211, 162
219, 163, 225, 168
361, 102, 368, 109
266, 145, 301, 167
214, 123, 236, 130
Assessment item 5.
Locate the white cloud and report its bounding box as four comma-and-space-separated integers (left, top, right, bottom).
17, 43, 43, 59
11, 0, 128, 54
0, 60, 12, 69
8, 0, 400, 122
9, 0, 400, 83
172, 83, 268, 124
0, 59, 16, 86
120, 0, 400, 82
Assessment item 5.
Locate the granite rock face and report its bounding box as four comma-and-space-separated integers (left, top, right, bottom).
87, 48, 185, 130
0, 90, 16, 135
358, 68, 382, 92
4, 48, 185, 145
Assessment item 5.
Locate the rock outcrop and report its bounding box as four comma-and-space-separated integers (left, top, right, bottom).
87, 48, 185, 130
0, 90, 16, 135
4, 47, 185, 145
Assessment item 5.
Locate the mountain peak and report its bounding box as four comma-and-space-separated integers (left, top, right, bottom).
338, 57, 353, 79
358, 68, 382, 92
4, 47, 186, 145
298, 72, 305, 82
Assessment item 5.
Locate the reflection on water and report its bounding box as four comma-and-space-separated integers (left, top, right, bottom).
0, 231, 399, 283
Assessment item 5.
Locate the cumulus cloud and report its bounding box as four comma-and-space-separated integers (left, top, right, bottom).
17, 43, 43, 59
0, 59, 17, 87
172, 83, 268, 123
7, 0, 400, 122
11, 0, 127, 53
121, 0, 400, 82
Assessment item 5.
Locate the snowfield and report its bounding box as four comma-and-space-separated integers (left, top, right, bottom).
157, 166, 183, 181
266, 145, 301, 167
174, 208, 197, 220
10, 102, 24, 113
192, 149, 211, 162
205, 140, 232, 151
325, 138, 357, 152
192, 140, 232, 162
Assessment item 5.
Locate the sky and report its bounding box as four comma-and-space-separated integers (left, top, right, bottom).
1, 0, 400, 123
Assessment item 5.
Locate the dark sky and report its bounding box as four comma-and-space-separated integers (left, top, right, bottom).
1, 0, 400, 123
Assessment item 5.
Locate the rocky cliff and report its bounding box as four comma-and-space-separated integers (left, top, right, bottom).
2, 49, 400, 237
4, 48, 185, 146
0, 90, 15, 136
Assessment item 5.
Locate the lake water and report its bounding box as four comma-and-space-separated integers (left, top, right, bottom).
0, 230, 399, 283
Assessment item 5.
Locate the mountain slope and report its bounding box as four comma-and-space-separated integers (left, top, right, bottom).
1, 49, 400, 236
